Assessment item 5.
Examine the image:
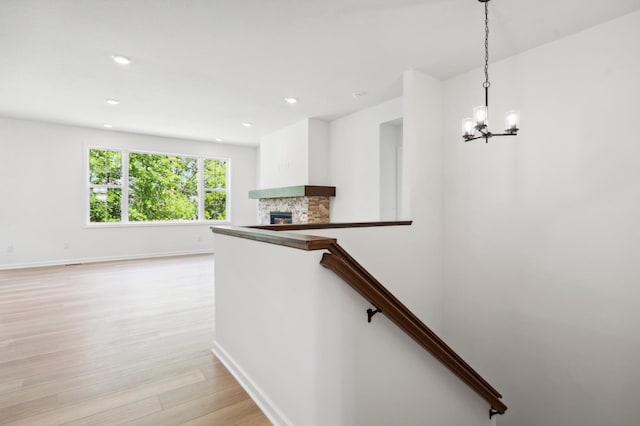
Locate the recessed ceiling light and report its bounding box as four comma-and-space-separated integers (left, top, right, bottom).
111, 55, 131, 65
241, 122, 253, 128
215, 138, 224, 142
284, 97, 298, 105
106, 99, 120, 105
103, 124, 113, 129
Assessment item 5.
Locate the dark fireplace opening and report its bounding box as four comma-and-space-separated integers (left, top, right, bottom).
270, 211, 293, 225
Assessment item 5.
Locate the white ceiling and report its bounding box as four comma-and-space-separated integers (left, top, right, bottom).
1, 0, 639, 146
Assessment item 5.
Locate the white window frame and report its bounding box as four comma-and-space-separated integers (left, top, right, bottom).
86, 146, 231, 226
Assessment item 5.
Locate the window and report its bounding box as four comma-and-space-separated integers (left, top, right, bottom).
88, 148, 229, 224
204, 159, 227, 220
128, 152, 198, 222
89, 150, 122, 222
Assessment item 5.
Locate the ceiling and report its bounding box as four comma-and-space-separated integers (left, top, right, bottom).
1, 0, 639, 146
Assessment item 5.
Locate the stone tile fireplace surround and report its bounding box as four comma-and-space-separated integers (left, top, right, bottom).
249, 185, 335, 225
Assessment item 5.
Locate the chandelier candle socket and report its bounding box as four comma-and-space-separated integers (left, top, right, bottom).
462, 0, 520, 143
473, 105, 488, 128
462, 118, 475, 139
505, 110, 520, 133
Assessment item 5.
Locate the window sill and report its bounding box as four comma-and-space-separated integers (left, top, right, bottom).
84, 220, 232, 229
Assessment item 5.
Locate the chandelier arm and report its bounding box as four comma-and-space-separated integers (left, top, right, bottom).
465, 131, 518, 143
464, 135, 485, 143
490, 132, 519, 137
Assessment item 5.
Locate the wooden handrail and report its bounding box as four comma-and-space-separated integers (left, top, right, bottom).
321, 244, 506, 414
211, 224, 507, 415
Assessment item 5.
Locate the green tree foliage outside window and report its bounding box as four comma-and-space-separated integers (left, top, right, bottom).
88, 149, 228, 223
89, 149, 122, 222
204, 159, 227, 220
128, 153, 198, 221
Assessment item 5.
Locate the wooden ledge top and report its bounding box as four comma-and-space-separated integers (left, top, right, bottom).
248, 185, 336, 199
250, 220, 412, 231
211, 221, 412, 250
211, 225, 336, 251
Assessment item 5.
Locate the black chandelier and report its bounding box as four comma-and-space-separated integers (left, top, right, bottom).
462, 0, 520, 143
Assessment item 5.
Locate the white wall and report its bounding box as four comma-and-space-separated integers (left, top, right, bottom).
307, 119, 330, 185
442, 11, 640, 426
328, 97, 402, 221
324, 74, 444, 327
379, 120, 402, 220
213, 231, 493, 426
400, 69, 446, 331
0, 116, 257, 269
259, 118, 330, 188
259, 118, 309, 188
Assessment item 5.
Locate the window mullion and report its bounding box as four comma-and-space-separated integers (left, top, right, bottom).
122, 151, 129, 223
225, 159, 230, 220
198, 157, 204, 220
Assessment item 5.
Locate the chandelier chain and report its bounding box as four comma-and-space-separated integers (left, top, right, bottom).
483, 1, 490, 89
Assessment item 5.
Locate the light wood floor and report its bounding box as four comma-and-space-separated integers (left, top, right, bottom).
0, 254, 271, 425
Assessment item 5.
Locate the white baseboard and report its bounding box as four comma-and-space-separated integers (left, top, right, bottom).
0, 249, 214, 271
211, 341, 291, 426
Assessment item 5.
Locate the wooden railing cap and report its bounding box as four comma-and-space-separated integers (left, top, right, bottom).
211, 225, 336, 251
